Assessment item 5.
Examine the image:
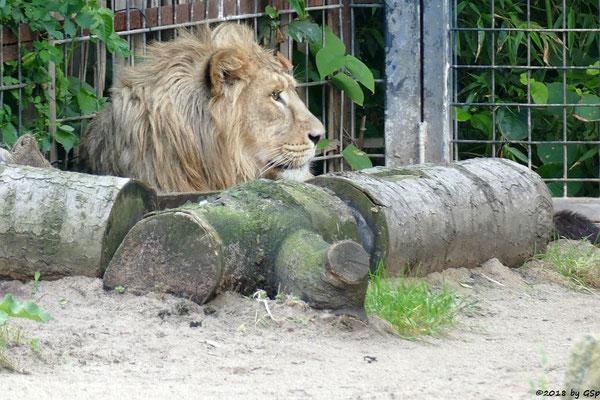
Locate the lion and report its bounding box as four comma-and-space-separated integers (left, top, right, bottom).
80, 23, 325, 192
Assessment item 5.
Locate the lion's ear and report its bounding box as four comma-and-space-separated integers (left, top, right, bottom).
208, 49, 250, 97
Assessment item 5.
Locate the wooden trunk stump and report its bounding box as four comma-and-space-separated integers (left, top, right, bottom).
0, 164, 156, 279
311, 158, 554, 275
104, 179, 370, 317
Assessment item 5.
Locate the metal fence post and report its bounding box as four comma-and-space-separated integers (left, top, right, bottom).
384, 0, 450, 166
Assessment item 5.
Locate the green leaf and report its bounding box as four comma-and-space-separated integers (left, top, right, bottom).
504, 145, 529, 164
74, 11, 95, 29
547, 82, 580, 104
455, 108, 471, 122
586, 61, 600, 76
537, 143, 576, 165
576, 146, 598, 165
42, 20, 64, 40
342, 143, 372, 170
574, 94, 600, 122
64, 19, 77, 37
39, 50, 50, 64
287, 19, 320, 43
1, 123, 18, 147
316, 48, 346, 79
56, 125, 79, 153
498, 109, 528, 140
470, 112, 492, 136
331, 73, 364, 106
287, 0, 306, 19
265, 5, 278, 19
545, 82, 579, 116
76, 89, 99, 115
310, 26, 345, 56
530, 81, 548, 104
106, 32, 131, 58
519, 72, 528, 85
316, 138, 330, 151
539, 163, 584, 197
345, 55, 374, 93
90, 8, 114, 42
0, 294, 52, 323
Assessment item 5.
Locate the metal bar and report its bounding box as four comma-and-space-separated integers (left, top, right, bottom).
562, 0, 568, 196
0, 27, 3, 116
490, 0, 496, 158
0, 83, 30, 91
350, 0, 356, 145
452, 0, 458, 161
48, 5, 346, 46
451, 27, 600, 33
350, 3, 384, 7
17, 24, 22, 135
543, 178, 600, 182
451, 102, 600, 107
452, 139, 600, 145
526, 0, 532, 169
452, 65, 600, 71
56, 115, 96, 123
314, 153, 386, 161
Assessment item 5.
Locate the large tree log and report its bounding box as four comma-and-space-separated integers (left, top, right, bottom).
311, 158, 554, 275
0, 164, 156, 279
104, 180, 370, 317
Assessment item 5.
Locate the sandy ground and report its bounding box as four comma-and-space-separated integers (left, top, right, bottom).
1, 240, 599, 400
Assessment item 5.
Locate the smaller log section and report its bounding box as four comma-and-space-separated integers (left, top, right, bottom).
0, 164, 156, 279
311, 158, 554, 275
104, 179, 370, 317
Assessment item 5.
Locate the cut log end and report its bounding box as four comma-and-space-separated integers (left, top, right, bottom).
100, 180, 157, 273
103, 212, 224, 304
325, 240, 370, 286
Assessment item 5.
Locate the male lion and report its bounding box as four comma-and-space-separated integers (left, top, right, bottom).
80, 23, 325, 192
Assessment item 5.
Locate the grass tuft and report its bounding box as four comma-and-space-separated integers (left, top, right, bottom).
364, 261, 463, 339
537, 241, 600, 290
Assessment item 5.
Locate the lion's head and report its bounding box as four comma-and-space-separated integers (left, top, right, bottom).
81, 23, 325, 192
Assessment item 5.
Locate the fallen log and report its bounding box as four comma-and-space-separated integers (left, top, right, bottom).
104, 180, 370, 317
311, 158, 554, 275
0, 164, 156, 279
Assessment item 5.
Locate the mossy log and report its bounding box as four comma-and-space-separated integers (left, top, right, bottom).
311, 158, 554, 275
104, 180, 370, 317
0, 164, 156, 279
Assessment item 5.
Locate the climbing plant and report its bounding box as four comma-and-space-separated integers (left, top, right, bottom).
0, 0, 130, 154
261, 2, 376, 170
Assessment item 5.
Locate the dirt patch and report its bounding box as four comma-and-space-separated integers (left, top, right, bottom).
1, 241, 599, 399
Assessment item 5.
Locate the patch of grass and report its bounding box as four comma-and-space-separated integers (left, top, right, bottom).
364, 261, 463, 339
537, 241, 600, 290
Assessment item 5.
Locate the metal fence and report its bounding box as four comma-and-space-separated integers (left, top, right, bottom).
450, 0, 600, 198
0, 0, 384, 174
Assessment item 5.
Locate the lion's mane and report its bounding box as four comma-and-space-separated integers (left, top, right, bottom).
81, 23, 324, 192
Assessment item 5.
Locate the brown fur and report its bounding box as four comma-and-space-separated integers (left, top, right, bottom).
80, 23, 325, 192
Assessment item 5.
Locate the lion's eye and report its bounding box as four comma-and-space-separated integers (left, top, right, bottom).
271, 91, 284, 104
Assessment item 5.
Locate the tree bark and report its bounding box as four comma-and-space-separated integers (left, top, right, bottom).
0, 164, 156, 279
311, 158, 554, 275
104, 179, 370, 317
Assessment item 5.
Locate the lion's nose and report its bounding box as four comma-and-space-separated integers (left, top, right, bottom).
308, 131, 323, 145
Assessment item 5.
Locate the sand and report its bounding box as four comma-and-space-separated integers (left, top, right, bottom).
1, 241, 599, 400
